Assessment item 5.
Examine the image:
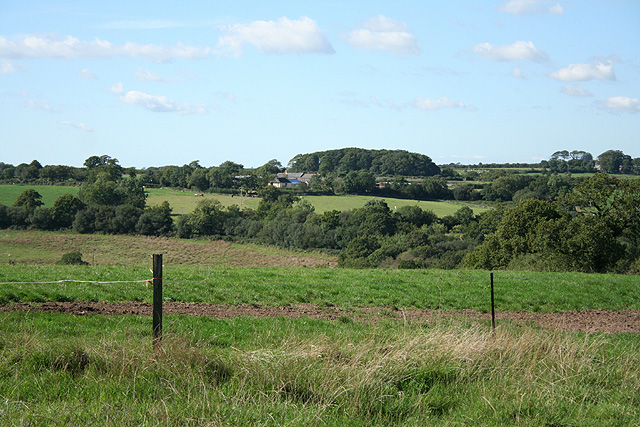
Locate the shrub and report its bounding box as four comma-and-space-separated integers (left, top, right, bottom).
57, 251, 88, 265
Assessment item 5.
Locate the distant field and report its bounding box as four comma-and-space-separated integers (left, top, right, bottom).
0, 184, 79, 206
0, 229, 336, 268
146, 188, 489, 216
1, 184, 488, 217
145, 188, 261, 214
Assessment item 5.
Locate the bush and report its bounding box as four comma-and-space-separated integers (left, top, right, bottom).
57, 251, 88, 265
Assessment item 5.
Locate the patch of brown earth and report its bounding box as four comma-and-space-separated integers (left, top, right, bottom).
2, 302, 638, 334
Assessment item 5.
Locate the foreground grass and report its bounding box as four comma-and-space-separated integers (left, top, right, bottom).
0, 264, 638, 312
0, 312, 637, 426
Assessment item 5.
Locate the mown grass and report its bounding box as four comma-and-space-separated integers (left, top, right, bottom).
0, 264, 638, 312
0, 311, 638, 426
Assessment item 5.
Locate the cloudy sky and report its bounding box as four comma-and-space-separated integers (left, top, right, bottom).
1, 0, 638, 168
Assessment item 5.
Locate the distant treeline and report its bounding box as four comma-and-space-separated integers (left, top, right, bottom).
286, 148, 441, 176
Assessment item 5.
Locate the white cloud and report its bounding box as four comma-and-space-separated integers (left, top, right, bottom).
473, 41, 548, 62
338, 92, 474, 111
347, 15, 420, 56
549, 60, 615, 82
120, 90, 206, 114
562, 85, 592, 97
512, 67, 526, 79
109, 82, 124, 94
216, 17, 334, 57
136, 68, 177, 82
497, 0, 564, 15
1, 59, 18, 74
58, 121, 94, 132
0, 35, 210, 63
412, 96, 475, 111
25, 96, 61, 112
78, 69, 97, 80
598, 96, 640, 114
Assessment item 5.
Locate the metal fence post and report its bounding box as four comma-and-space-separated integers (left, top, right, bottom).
490, 272, 496, 333
152, 254, 163, 350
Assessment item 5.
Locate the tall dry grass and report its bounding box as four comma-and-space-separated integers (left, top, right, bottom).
2, 319, 638, 425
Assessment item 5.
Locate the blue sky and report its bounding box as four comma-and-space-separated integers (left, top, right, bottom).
1, 0, 639, 168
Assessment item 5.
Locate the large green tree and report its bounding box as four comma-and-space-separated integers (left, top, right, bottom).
597, 150, 632, 174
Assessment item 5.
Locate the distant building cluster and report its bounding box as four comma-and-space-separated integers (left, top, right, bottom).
269, 172, 318, 188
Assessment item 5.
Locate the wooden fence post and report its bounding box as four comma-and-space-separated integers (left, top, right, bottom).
152, 254, 163, 350
490, 272, 496, 333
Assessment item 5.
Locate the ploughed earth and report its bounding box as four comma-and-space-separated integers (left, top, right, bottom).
1, 301, 639, 334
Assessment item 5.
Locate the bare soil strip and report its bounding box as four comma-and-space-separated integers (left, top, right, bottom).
2, 302, 639, 334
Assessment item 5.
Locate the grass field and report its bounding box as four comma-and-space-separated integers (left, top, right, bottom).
145, 189, 489, 216
1, 311, 638, 426
0, 229, 337, 267
0, 184, 79, 207
1, 263, 639, 313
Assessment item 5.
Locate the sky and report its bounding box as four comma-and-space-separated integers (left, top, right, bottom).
1, 0, 639, 169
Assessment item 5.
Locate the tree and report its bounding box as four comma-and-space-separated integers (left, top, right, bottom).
208, 161, 243, 189
136, 201, 174, 236
550, 150, 570, 161
188, 168, 210, 191
340, 199, 396, 241
342, 170, 375, 194
561, 173, 640, 246
84, 155, 118, 170
78, 174, 145, 208
422, 177, 450, 199
185, 199, 227, 236
338, 235, 381, 268
570, 150, 593, 161
303, 154, 320, 172
462, 199, 562, 270
51, 194, 86, 228
483, 175, 535, 202
597, 150, 632, 174
78, 175, 119, 206
394, 205, 436, 228
13, 189, 43, 211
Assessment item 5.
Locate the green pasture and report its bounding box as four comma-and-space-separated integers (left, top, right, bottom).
145, 187, 261, 214
1, 264, 638, 313
0, 184, 79, 207
145, 188, 489, 216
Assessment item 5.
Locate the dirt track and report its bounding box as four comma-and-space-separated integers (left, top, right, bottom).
2, 302, 639, 334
